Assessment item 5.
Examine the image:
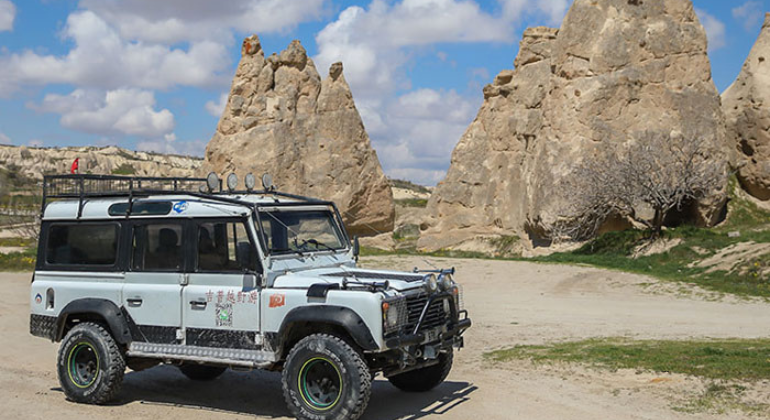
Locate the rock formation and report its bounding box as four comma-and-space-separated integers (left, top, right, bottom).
419, 0, 728, 251
203, 35, 394, 236
723, 13, 770, 200
0, 145, 201, 180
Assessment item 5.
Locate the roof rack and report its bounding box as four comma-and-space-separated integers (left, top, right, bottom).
41, 174, 331, 219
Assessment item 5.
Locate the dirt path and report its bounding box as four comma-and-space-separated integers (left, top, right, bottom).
1, 257, 768, 419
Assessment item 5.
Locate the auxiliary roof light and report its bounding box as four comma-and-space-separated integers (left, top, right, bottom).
226, 173, 238, 192
206, 172, 220, 193
262, 173, 274, 191
244, 173, 256, 191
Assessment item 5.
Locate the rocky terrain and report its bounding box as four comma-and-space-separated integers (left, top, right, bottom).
202, 35, 394, 236
419, 0, 729, 251
0, 144, 202, 182
723, 13, 770, 201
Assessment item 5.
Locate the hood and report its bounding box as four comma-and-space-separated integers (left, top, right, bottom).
272, 267, 427, 292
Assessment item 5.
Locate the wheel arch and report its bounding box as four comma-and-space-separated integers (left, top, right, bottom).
277, 305, 378, 357
56, 298, 132, 345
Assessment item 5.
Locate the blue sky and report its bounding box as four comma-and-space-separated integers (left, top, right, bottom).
0, 0, 766, 185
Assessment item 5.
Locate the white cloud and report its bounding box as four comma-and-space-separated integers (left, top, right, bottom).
315, 0, 513, 97
33, 88, 175, 138
373, 89, 480, 185
0, 11, 232, 96
0, 0, 15, 32
696, 8, 727, 52
0, 132, 10, 144
28, 139, 43, 147
79, 0, 326, 44
137, 138, 207, 156
205, 93, 228, 117
733, 1, 765, 32
500, 0, 569, 26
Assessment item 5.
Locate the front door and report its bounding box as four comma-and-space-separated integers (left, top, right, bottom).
123, 221, 187, 344
183, 219, 262, 350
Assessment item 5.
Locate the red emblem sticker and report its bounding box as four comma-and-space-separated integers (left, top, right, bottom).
269, 293, 286, 308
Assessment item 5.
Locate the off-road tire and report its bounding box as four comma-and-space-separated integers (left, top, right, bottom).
388, 349, 453, 392
282, 334, 371, 420
178, 364, 226, 381
57, 322, 126, 404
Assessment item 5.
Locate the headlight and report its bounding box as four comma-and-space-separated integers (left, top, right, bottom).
382, 297, 406, 334
424, 273, 438, 293
439, 273, 453, 291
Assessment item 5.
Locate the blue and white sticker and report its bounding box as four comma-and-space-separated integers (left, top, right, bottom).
173, 201, 189, 214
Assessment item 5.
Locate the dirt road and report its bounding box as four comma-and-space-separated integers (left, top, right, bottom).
1, 256, 768, 419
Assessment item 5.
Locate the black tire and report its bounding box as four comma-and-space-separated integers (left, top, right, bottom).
282, 334, 371, 420
178, 364, 227, 381
57, 322, 126, 404
388, 349, 453, 392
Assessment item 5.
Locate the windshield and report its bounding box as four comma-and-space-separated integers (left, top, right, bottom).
258, 208, 347, 255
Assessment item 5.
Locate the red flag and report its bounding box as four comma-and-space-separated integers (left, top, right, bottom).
70, 158, 79, 174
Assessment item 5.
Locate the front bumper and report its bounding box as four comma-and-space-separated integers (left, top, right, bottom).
384, 307, 472, 350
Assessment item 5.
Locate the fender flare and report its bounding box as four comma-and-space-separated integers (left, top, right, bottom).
278, 305, 378, 351
56, 298, 132, 345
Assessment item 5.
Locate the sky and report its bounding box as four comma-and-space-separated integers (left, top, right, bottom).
0, 0, 766, 185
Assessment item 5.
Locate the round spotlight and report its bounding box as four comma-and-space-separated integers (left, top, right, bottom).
244, 173, 256, 191
262, 173, 274, 191
439, 273, 453, 291
424, 273, 438, 293
227, 173, 238, 192
206, 172, 219, 192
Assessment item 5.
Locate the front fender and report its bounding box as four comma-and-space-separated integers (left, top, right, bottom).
279, 305, 378, 351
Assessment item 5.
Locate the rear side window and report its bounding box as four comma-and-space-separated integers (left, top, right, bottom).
131, 223, 184, 272
46, 224, 119, 266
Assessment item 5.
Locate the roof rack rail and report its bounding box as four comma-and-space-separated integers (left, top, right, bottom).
40, 174, 331, 219
42, 174, 212, 219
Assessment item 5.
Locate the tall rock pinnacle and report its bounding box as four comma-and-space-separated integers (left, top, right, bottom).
203, 35, 395, 235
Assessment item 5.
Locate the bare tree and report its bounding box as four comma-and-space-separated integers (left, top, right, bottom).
553, 131, 726, 241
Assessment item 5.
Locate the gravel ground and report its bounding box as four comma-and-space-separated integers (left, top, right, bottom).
1, 256, 768, 419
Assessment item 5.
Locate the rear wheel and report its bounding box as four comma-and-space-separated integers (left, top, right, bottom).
282, 334, 371, 420
388, 349, 453, 392
178, 364, 226, 381
57, 322, 126, 404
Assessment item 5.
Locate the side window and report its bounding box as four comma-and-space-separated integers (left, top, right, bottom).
131, 223, 184, 272
45, 224, 119, 266
197, 221, 257, 272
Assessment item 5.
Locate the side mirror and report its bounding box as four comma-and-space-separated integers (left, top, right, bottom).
352, 236, 360, 262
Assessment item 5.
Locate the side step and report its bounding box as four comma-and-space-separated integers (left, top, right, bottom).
127, 342, 277, 368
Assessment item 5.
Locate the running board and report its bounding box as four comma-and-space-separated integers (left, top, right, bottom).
127, 342, 277, 368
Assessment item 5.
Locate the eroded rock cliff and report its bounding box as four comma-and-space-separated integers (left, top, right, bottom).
723, 13, 770, 200
420, 0, 728, 250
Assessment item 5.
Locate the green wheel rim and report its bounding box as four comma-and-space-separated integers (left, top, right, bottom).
298, 357, 343, 411
67, 341, 100, 388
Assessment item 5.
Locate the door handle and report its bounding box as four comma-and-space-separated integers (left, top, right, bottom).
190, 301, 207, 310
127, 298, 143, 307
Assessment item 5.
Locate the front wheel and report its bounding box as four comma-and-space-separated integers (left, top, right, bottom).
57, 322, 126, 404
282, 334, 371, 420
388, 349, 453, 392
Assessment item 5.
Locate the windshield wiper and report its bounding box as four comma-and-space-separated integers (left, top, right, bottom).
308, 239, 335, 252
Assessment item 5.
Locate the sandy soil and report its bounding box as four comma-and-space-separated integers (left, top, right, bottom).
1, 256, 768, 419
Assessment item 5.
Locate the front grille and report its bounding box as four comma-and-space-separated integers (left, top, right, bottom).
404, 292, 448, 333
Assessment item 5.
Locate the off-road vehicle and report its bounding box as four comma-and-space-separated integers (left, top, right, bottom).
29, 173, 471, 420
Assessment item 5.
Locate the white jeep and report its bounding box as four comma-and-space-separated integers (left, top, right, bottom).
29, 173, 471, 420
